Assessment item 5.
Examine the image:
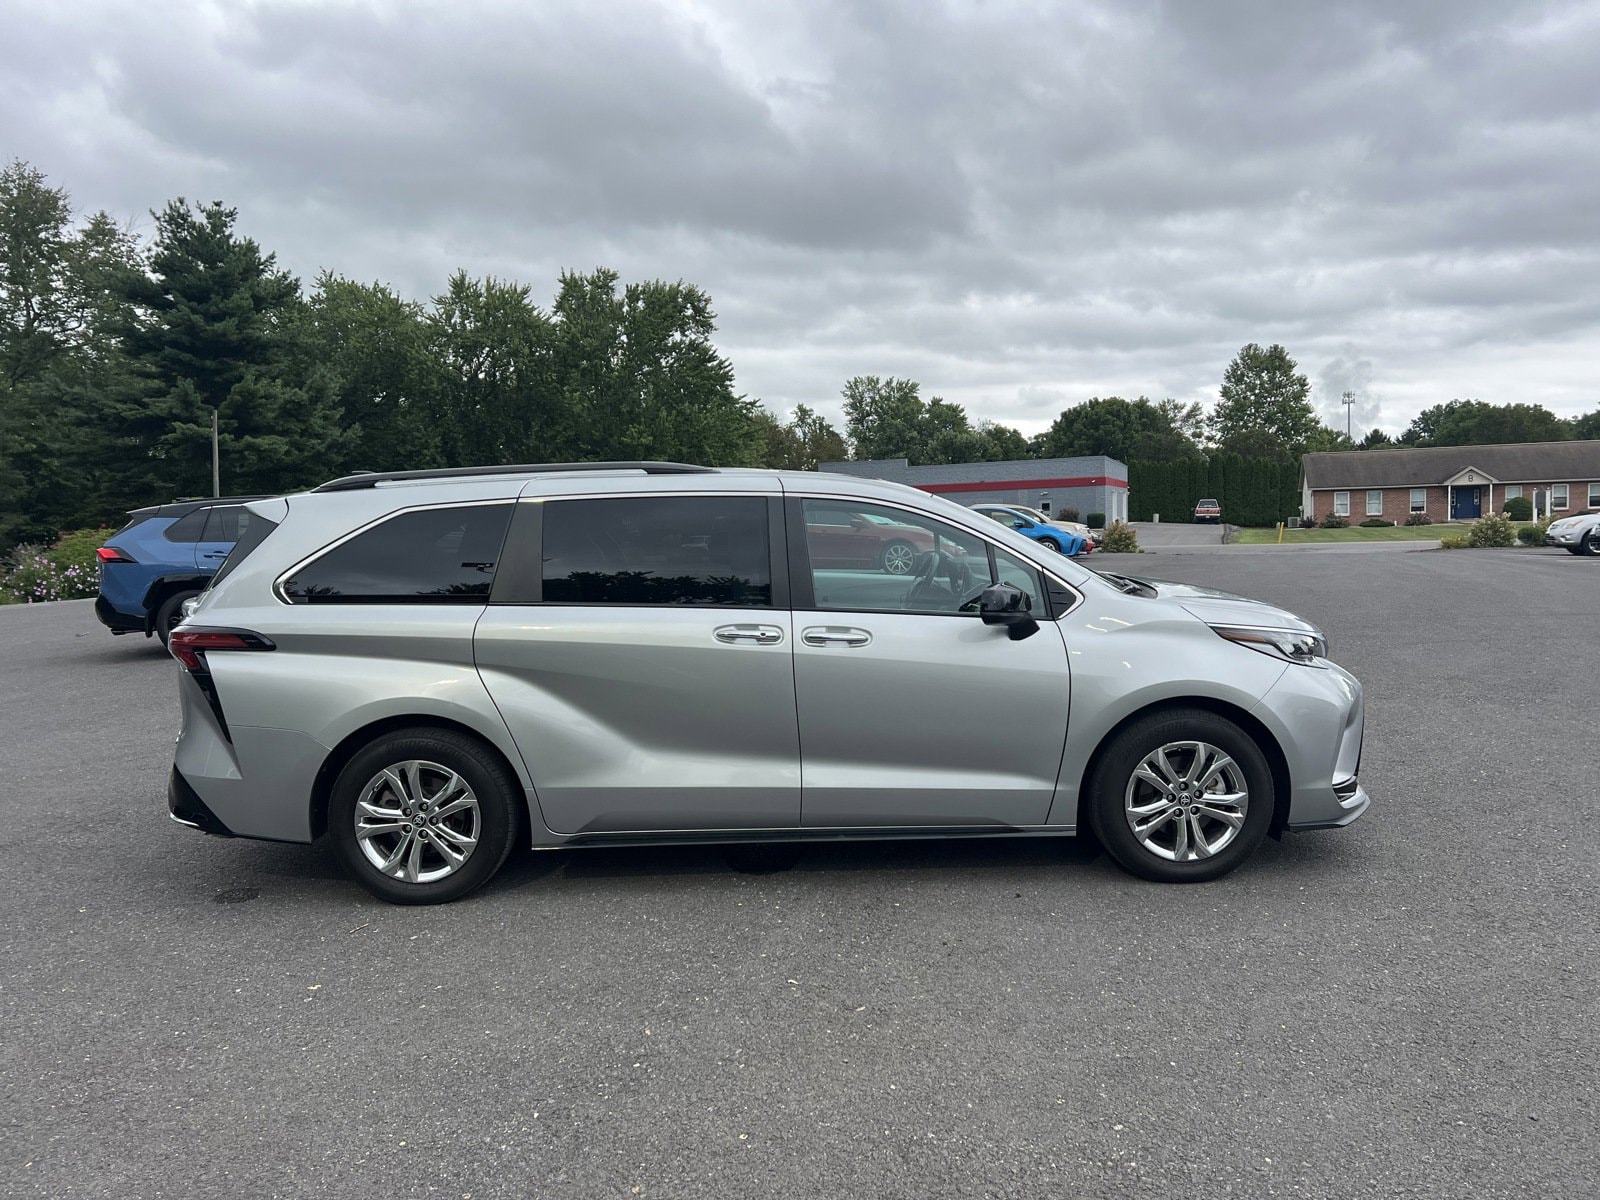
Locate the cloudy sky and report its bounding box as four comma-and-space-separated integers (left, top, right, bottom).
4, 0, 1599, 436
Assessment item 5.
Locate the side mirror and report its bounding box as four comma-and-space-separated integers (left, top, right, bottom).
979, 582, 1039, 641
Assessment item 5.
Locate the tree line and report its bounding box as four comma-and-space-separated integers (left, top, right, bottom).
3, 160, 1597, 549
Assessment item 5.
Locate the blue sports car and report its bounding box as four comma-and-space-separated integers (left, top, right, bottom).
969, 504, 1090, 556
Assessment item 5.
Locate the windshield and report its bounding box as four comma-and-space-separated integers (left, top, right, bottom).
1009, 505, 1049, 522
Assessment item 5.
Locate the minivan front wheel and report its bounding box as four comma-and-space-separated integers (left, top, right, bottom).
330, 729, 519, 904
1087, 710, 1273, 883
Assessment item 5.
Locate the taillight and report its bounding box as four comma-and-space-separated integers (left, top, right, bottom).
168, 628, 276, 672
97, 546, 136, 563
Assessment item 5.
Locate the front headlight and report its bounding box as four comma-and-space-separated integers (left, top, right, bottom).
1211, 623, 1329, 667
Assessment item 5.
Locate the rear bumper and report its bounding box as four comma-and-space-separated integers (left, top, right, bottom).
168, 766, 236, 837
95, 594, 147, 635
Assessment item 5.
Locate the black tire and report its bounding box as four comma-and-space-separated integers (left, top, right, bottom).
154, 590, 200, 645
329, 727, 520, 905
1038, 537, 1063, 553
1086, 709, 1273, 883
1578, 530, 1599, 557
879, 540, 917, 574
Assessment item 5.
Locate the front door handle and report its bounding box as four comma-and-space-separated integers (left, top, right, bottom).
801, 626, 872, 647
714, 624, 784, 645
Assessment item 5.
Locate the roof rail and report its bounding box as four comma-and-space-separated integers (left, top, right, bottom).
311, 461, 718, 493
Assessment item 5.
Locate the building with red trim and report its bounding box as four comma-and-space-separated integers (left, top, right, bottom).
820, 456, 1130, 523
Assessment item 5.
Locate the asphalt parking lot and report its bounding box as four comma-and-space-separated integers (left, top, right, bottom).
2, 546, 1596, 1199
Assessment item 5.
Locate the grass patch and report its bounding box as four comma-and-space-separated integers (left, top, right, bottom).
1229, 525, 1462, 544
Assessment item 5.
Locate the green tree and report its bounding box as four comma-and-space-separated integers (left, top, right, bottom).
842, 376, 927, 460
1038, 395, 1202, 462
1210, 344, 1319, 454
1303, 425, 1356, 453
0, 160, 76, 388
1401, 399, 1569, 447
1572, 408, 1600, 440
113, 199, 340, 496
548, 268, 760, 466
294, 274, 441, 472
1359, 427, 1393, 449
753, 404, 847, 470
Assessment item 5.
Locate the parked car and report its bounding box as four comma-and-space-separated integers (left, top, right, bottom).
167, 461, 1369, 904
969, 504, 1090, 555
95, 496, 273, 643
1544, 511, 1600, 555
1007, 503, 1101, 548
804, 507, 940, 574
1193, 498, 1222, 524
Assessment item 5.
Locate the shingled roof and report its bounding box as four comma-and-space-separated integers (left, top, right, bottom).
1302, 440, 1600, 489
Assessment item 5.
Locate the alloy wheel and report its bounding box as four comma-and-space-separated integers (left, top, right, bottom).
1123, 740, 1249, 862
353, 759, 481, 884
881, 543, 916, 574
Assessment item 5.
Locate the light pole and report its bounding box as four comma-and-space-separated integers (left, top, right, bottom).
1342, 391, 1355, 441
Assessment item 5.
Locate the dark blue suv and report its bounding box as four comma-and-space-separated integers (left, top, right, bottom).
95, 497, 271, 643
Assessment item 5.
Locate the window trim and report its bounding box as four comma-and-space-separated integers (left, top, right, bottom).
273, 499, 515, 605
1503, 485, 1522, 501
1552, 484, 1569, 511
785, 494, 1081, 620
493, 492, 788, 610
1589, 483, 1600, 508
1409, 488, 1427, 514
1333, 491, 1350, 517
1366, 490, 1383, 516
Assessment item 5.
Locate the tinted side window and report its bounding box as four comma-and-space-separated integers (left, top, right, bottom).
282, 504, 513, 604
542, 496, 771, 606
163, 509, 210, 543
201, 506, 249, 542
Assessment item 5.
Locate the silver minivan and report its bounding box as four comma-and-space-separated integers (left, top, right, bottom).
168, 463, 1369, 904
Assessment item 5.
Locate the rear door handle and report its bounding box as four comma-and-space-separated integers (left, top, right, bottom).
801, 626, 872, 647
713, 624, 784, 645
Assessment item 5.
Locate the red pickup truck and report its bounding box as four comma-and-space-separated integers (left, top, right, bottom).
1193, 498, 1222, 524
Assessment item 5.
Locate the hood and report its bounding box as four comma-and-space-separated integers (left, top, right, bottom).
1121, 575, 1321, 634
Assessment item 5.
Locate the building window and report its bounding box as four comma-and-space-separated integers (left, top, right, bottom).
1409, 488, 1426, 513
1366, 490, 1383, 516
1504, 485, 1522, 500
1333, 491, 1350, 517
1589, 483, 1600, 508
1553, 484, 1569, 510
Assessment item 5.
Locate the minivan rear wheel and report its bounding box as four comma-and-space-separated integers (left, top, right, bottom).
329, 728, 519, 905
1087, 709, 1273, 883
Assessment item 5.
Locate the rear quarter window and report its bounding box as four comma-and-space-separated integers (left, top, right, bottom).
281, 504, 514, 604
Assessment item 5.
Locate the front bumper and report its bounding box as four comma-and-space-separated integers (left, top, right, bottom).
1545, 530, 1582, 546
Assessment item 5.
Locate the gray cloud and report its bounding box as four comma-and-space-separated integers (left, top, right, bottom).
2, 0, 1598, 438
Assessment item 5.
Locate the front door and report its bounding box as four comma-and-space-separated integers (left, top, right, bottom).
790, 498, 1072, 829
1451, 486, 1482, 520
474, 494, 800, 835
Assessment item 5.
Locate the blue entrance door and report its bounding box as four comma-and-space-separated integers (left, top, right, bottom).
1451, 486, 1482, 520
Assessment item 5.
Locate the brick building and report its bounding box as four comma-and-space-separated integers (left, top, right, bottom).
1301, 440, 1600, 524
820, 455, 1130, 522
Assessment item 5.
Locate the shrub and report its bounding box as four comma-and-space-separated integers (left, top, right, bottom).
1320, 513, 1349, 529
1359, 518, 1394, 528
1468, 512, 1515, 548
1085, 512, 1106, 529
1439, 534, 1469, 549
1404, 512, 1434, 526
1100, 520, 1140, 553
1058, 507, 1080, 523
1515, 517, 1553, 546
0, 527, 111, 604
1501, 496, 1532, 522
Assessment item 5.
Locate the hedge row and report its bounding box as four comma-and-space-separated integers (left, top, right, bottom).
1127, 457, 1301, 527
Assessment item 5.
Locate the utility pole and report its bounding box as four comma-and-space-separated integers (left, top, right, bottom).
211, 408, 220, 497
1342, 391, 1355, 441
